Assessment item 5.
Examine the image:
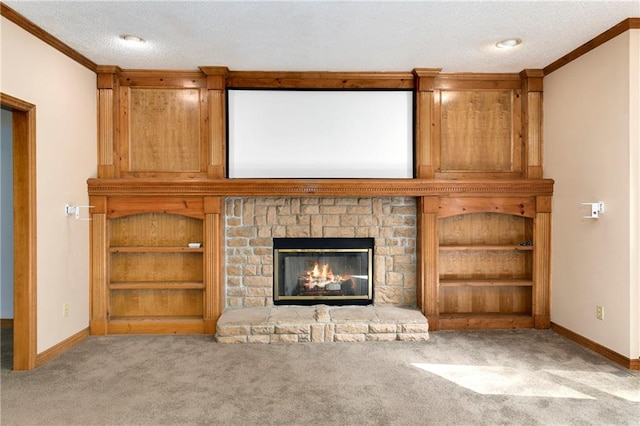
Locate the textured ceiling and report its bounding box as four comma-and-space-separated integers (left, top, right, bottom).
4, 1, 640, 73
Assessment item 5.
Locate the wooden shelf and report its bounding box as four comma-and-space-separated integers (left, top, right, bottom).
109, 315, 203, 321
94, 212, 212, 335
110, 281, 205, 290
110, 246, 203, 253
439, 279, 533, 287
435, 210, 538, 330
439, 245, 533, 251
438, 314, 534, 330
107, 316, 205, 334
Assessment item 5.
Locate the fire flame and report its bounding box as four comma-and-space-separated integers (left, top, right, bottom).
303, 262, 345, 288
310, 262, 334, 280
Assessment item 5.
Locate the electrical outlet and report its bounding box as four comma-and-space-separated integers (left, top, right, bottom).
63, 303, 70, 317
596, 305, 604, 320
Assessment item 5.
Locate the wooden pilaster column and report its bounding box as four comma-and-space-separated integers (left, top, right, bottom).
96, 66, 121, 178
89, 195, 108, 335
199, 67, 229, 178
417, 196, 440, 330
203, 196, 224, 334
520, 69, 544, 179
533, 195, 552, 328
412, 68, 441, 178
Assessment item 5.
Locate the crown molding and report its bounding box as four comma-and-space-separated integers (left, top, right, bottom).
225, 71, 415, 89
544, 18, 640, 75
0, 2, 97, 72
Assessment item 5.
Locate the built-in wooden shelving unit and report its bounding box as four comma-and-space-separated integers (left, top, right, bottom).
88, 67, 552, 334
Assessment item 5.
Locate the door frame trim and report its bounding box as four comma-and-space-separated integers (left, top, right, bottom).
1, 92, 37, 370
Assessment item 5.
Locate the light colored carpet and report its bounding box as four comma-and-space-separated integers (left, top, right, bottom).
1, 329, 639, 425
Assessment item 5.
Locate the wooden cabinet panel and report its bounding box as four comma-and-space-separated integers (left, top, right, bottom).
439, 90, 519, 174
126, 88, 202, 173
413, 72, 533, 179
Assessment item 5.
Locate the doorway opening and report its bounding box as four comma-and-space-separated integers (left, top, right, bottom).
1, 106, 14, 372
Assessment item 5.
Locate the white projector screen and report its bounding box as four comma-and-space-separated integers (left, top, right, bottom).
227, 90, 414, 178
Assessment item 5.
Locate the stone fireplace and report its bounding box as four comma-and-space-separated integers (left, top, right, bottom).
216, 196, 427, 343
224, 197, 417, 309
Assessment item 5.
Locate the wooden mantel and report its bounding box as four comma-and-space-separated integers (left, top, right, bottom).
87, 178, 554, 198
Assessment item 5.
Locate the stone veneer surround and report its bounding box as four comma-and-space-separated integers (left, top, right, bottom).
224, 197, 417, 309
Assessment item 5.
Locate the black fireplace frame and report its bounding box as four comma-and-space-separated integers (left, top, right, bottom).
273, 237, 374, 306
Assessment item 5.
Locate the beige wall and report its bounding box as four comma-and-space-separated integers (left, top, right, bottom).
544, 29, 640, 359
0, 18, 97, 352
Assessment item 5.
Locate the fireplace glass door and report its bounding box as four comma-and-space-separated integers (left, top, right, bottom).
273, 238, 374, 305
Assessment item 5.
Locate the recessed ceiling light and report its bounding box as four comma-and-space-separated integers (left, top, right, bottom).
495, 38, 521, 49
120, 34, 145, 44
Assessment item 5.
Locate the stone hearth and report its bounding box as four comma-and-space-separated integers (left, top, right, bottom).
216, 305, 429, 343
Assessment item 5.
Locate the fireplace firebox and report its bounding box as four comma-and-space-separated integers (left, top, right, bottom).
273, 238, 374, 306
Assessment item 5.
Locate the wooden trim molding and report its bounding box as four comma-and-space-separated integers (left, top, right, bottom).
416, 197, 439, 328
118, 70, 206, 88
0, 318, 14, 329
412, 69, 441, 178
520, 69, 544, 179
544, 18, 640, 75
437, 196, 537, 218
551, 322, 639, 371
87, 178, 555, 198
0, 3, 97, 72
89, 212, 108, 335
35, 327, 90, 367
225, 71, 415, 89
532, 211, 551, 328
105, 196, 205, 219
203, 197, 223, 334
434, 73, 521, 90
